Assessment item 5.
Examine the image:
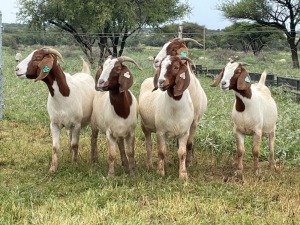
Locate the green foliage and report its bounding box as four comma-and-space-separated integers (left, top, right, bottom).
218, 0, 300, 68
17, 0, 191, 65
221, 22, 284, 55
2, 23, 75, 48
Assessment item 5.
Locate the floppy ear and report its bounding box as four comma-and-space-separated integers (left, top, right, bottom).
174, 64, 190, 96
237, 68, 251, 90
95, 66, 102, 88
210, 68, 224, 87
35, 55, 54, 81
118, 68, 133, 93
152, 67, 160, 91
177, 45, 189, 58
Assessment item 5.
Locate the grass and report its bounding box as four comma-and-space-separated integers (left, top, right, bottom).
1, 45, 300, 224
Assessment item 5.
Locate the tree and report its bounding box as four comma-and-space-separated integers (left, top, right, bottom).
159, 22, 205, 46
222, 22, 284, 55
17, 0, 190, 65
218, 0, 300, 68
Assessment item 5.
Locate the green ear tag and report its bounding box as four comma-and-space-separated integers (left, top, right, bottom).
245, 76, 251, 83
43, 66, 50, 73
180, 51, 187, 57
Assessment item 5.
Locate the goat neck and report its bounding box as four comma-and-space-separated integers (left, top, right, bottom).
44, 60, 70, 97
165, 85, 183, 100
109, 88, 132, 119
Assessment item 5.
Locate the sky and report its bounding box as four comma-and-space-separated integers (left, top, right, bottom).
0, 0, 232, 30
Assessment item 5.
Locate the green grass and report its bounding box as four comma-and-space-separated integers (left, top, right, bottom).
1, 46, 300, 224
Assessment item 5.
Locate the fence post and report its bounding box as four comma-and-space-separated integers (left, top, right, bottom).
178, 24, 183, 38
0, 11, 3, 120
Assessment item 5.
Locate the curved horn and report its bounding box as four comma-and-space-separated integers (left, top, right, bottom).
41, 47, 64, 62
178, 38, 203, 47
117, 56, 142, 71
237, 61, 251, 66
179, 56, 196, 69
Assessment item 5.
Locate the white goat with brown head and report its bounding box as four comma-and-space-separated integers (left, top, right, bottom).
15, 47, 95, 172
154, 38, 207, 166
139, 55, 194, 179
90, 56, 141, 178
211, 61, 278, 176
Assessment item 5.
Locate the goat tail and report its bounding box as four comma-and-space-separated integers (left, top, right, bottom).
259, 70, 267, 85
80, 57, 91, 75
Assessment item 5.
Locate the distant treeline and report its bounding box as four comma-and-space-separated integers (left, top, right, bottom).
3, 23, 289, 53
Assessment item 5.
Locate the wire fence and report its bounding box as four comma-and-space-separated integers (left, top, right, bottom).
1, 23, 300, 121
0, 12, 4, 120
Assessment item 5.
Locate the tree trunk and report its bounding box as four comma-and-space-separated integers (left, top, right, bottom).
288, 37, 300, 69
290, 46, 299, 69
118, 33, 129, 56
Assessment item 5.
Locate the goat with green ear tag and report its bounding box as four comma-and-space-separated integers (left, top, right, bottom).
211, 61, 278, 177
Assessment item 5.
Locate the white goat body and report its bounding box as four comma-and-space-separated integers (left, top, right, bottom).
139, 56, 194, 179
47, 72, 94, 128
90, 56, 140, 177
154, 38, 207, 165
15, 47, 95, 172
232, 81, 277, 136
211, 62, 277, 175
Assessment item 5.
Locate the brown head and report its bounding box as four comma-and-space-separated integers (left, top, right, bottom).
153, 55, 192, 99
15, 47, 69, 96
154, 38, 203, 68
95, 56, 142, 93
210, 61, 252, 99
95, 56, 141, 119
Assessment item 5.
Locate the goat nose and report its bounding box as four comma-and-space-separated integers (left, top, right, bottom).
158, 79, 165, 85
98, 79, 104, 85
15, 68, 19, 72
221, 81, 226, 86
154, 59, 160, 67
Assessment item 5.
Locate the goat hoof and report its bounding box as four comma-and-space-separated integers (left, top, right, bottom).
146, 163, 154, 170
179, 172, 188, 180
49, 166, 57, 173
157, 169, 165, 177
108, 173, 115, 178
121, 160, 129, 168
254, 168, 261, 176
234, 169, 243, 176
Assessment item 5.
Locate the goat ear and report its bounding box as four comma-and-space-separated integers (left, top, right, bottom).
174, 64, 190, 96
35, 55, 54, 82
237, 68, 251, 90
95, 67, 102, 88
152, 67, 160, 91
210, 68, 224, 87
118, 68, 133, 93
177, 45, 189, 58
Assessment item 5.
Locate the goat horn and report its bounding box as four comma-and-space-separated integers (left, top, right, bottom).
41, 47, 64, 62
117, 56, 142, 70
179, 56, 196, 69
178, 38, 203, 47
237, 61, 251, 66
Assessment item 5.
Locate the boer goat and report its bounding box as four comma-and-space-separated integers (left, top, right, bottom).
91, 56, 141, 177
15, 47, 95, 172
211, 61, 278, 176
154, 38, 207, 165
139, 55, 194, 179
